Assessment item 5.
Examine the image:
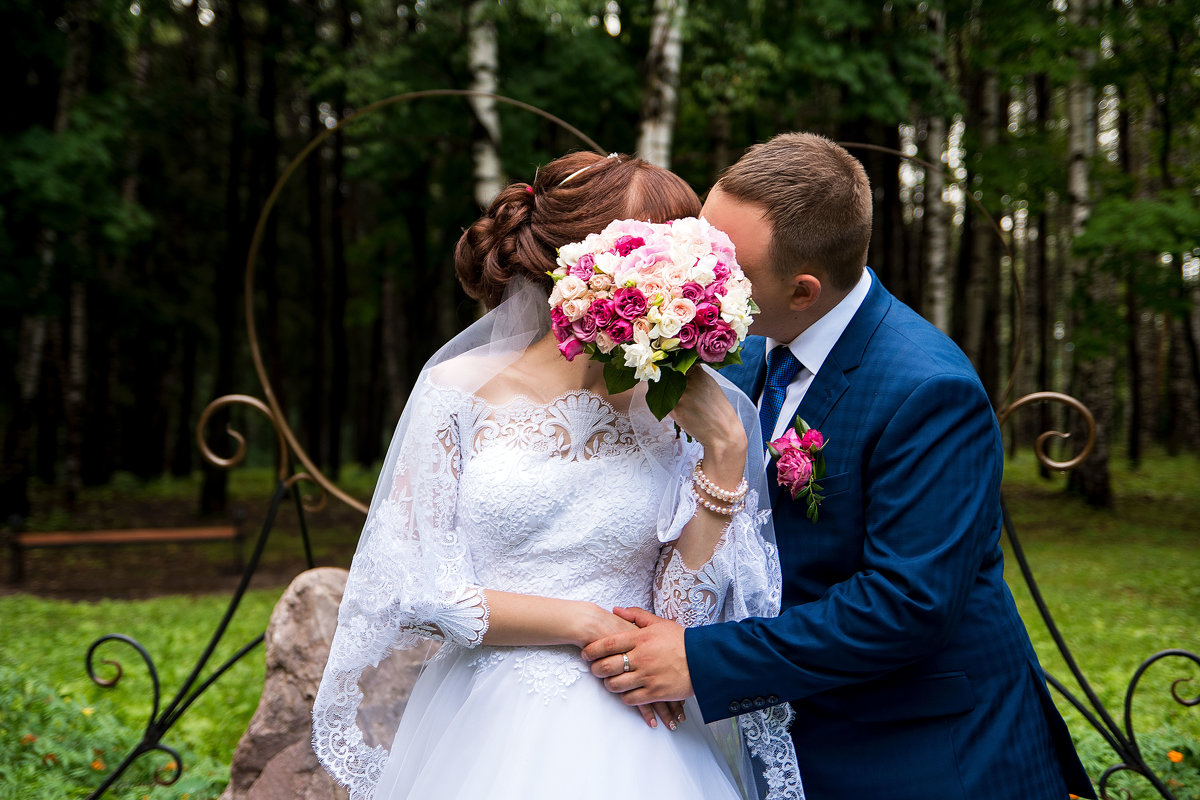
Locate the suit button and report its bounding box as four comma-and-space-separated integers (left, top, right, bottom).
767, 694, 779, 704
728, 701, 740, 713
754, 696, 765, 707
740, 699, 754, 711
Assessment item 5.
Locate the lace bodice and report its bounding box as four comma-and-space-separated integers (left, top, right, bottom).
313, 376, 796, 800
456, 388, 673, 610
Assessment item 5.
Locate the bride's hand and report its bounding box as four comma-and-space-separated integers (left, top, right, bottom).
570, 601, 639, 648
669, 368, 747, 486
573, 603, 686, 730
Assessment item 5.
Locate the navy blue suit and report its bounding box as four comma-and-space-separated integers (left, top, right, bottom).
686, 272, 1094, 799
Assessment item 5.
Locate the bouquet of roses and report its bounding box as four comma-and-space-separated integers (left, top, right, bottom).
548, 217, 758, 419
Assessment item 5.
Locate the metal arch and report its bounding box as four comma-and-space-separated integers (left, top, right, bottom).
238, 90, 606, 517
82, 91, 605, 799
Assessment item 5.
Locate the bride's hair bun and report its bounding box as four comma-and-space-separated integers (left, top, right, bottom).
454, 151, 701, 308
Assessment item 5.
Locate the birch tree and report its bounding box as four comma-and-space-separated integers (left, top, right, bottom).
1065, 0, 1113, 506
637, 0, 685, 168
468, 0, 502, 208
922, 8, 950, 333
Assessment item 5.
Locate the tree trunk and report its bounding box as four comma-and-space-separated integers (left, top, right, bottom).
201, 0, 248, 516
962, 71, 997, 392
922, 113, 950, 333
326, 0, 354, 480
636, 0, 686, 168
467, 0, 502, 209
305, 95, 328, 468
0, 260, 51, 518
1065, 0, 1112, 507
62, 280, 87, 507
171, 327, 198, 477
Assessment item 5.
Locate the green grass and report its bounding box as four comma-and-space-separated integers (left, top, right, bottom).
0, 590, 283, 799
2, 452, 1198, 799
1002, 448, 1200, 799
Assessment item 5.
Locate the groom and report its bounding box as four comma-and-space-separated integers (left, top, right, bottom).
584, 133, 1095, 799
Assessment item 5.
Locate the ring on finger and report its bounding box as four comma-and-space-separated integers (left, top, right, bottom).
622, 652, 632, 673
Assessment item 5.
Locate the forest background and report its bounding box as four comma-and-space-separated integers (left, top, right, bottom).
1, 0, 1198, 522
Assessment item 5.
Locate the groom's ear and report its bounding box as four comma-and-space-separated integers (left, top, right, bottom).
788, 273, 823, 312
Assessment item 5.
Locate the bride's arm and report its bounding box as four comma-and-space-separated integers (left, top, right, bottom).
665, 368, 749, 570
480, 590, 634, 648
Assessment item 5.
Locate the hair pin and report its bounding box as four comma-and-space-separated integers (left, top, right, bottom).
558, 152, 621, 186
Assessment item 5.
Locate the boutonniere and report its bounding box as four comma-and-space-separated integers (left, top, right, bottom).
767, 415, 827, 522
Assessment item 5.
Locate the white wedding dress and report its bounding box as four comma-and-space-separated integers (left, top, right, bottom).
313, 363, 800, 800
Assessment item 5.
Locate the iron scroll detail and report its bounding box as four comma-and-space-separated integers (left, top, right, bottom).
998, 395, 1198, 800
79, 91, 603, 799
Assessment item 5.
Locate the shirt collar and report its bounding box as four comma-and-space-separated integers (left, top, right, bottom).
767, 269, 872, 375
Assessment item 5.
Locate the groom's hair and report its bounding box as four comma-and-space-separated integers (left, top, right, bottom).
716, 132, 871, 292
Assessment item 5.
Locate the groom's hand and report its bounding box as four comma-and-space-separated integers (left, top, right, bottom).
582, 607, 694, 705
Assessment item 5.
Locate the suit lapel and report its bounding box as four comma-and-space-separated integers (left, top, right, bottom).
771, 269, 893, 508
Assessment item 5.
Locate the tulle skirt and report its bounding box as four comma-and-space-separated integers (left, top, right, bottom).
373, 644, 745, 799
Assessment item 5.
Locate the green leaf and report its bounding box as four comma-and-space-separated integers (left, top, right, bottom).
714, 348, 744, 369
675, 351, 699, 374
646, 369, 689, 420
603, 361, 638, 395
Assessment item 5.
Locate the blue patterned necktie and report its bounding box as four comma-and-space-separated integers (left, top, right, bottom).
759, 345, 802, 449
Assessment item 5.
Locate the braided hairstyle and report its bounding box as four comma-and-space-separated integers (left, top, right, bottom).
455, 152, 701, 308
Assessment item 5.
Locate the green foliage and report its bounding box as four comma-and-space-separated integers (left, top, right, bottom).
0, 590, 282, 799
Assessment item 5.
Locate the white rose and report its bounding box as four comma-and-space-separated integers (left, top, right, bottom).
593, 251, 621, 276
556, 275, 587, 302
654, 313, 684, 338
688, 253, 718, 285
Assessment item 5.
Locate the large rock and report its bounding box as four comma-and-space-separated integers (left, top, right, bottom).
220, 567, 431, 800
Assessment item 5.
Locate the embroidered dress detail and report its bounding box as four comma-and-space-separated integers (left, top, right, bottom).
313, 365, 796, 800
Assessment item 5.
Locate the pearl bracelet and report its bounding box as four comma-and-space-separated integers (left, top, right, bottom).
690, 485, 745, 517
694, 460, 748, 503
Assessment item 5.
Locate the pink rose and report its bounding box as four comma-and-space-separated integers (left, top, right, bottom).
551, 306, 572, 342
561, 297, 590, 321
800, 429, 824, 452
571, 314, 599, 343
595, 330, 617, 354
622, 241, 671, 274
569, 254, 595, 281
663, 297, 697, 324
677, 322, 700, 350
696, 321, 737, 362
613, 287, 648, 320
776, 448, 814, 491
589, 273, 614, 292
588, 298, 618, 329
694, 301, 720, 327
679, 282, 705, 302
771, 428, 804, 452
557, 336, 585, 361
614, 235, 645, 257
609, 319, 634, 344
713, 262, 731, 282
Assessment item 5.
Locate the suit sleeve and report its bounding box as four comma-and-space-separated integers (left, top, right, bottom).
686, 372, 1002, 722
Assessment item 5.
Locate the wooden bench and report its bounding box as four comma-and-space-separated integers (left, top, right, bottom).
7, 525, 245, 584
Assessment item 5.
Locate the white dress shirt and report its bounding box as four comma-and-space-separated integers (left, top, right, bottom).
763, 269, 872, 442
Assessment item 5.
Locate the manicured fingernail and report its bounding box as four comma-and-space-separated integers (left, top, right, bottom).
650, 718, 657, 728
667, 720, 677, 731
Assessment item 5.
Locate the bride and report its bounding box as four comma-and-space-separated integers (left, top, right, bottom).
311, 151, 800, 800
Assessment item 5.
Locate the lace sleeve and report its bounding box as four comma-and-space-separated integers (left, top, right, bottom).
312, 381, 489, 800
653, 449, 779, 626
653, 447, 802, 800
